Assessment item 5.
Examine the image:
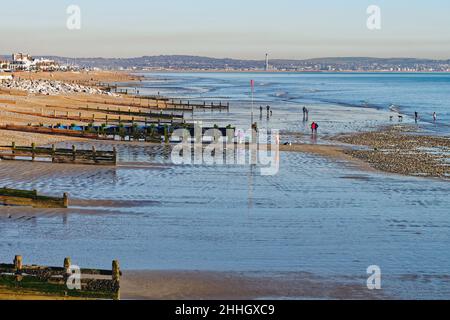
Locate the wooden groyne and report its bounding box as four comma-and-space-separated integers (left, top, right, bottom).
79, 105, 184, 120
9, 108, 184, 125
0, 188, 68, 208
0, 143, 117, 165
0, 256, 121, 300
68, 95, 229, 112
155, 99, 229, 111
0, 124, 107, 139
0, 122, 236, 144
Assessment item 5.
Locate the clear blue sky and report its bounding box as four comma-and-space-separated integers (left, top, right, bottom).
0, 0, 449, 59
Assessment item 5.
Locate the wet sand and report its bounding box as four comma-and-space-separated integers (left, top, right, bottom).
121, 271, 386, 300
0, 271, 385, 300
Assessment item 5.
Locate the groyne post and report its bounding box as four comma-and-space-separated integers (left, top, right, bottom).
51, 144, 56, 162
63, 193, 69, 208
112, 260, 120, 300
14, 255, 23, 281
31, 143, 36, 161
11, 141, 15, 160
72, 145, 76, 162
113, 147, 117, 164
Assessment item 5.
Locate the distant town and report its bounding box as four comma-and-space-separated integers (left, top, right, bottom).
1, 53, 450, 73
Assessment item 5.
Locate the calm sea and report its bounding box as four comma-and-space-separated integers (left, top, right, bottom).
132, 72, 450, 135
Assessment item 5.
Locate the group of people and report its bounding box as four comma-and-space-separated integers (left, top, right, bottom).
260, 105, 273, 118
302, 106, 319, 134
257, 105, 319, 136
414, 111, 438, 123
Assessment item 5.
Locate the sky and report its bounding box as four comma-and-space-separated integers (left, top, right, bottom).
0, 0, 449, 59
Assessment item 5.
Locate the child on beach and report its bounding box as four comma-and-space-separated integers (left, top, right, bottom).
311, 122, 318, 134
433, 112, 437, 122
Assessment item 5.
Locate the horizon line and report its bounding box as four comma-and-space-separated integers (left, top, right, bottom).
1, 54, 450, 61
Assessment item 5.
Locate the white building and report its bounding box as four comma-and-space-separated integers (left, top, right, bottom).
0, 74, 13, 81
9, 53, 59, 71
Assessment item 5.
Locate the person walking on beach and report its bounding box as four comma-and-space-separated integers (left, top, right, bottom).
433, 112, 437, 122
415, 111, 419, 123
302, 106, 307, 121
266, 105, 271, 118
260, 106, 263, 117
311, 122, 318, 134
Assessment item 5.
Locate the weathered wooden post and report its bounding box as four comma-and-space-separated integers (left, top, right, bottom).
79, 112, 82, 120
113, 147, 117, 165
14, 255, 23, 281
92, 146, 97, 163
62, 193, 69, 207
164, 125, 169, 144
11, 141, 15, 160
31, 143, 36, 161
64, 257, 71, 273
53, 110, 57, 117
112, 260, 120, 300
112, 260, 120, 282
51, 144, 56, 162
14, 255, 23, 271
72, 145, 76, 162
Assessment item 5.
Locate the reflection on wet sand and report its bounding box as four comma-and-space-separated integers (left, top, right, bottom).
121, 271, 388, 300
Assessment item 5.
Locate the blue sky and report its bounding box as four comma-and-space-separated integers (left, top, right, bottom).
0, 0, 449, 59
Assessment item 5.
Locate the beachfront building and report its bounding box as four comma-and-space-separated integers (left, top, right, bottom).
10, 53, 34, 71
34, 58, 59, 71
0, 60, 10, 71
0, 72, 13, 81
9, 53, 59, 71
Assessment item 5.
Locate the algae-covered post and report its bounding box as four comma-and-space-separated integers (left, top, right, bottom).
31, 143, 36, 161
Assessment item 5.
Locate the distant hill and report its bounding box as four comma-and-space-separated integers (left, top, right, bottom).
2, 55, 449, 71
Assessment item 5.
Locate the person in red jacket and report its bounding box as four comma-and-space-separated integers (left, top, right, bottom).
311, 122, 319, 134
